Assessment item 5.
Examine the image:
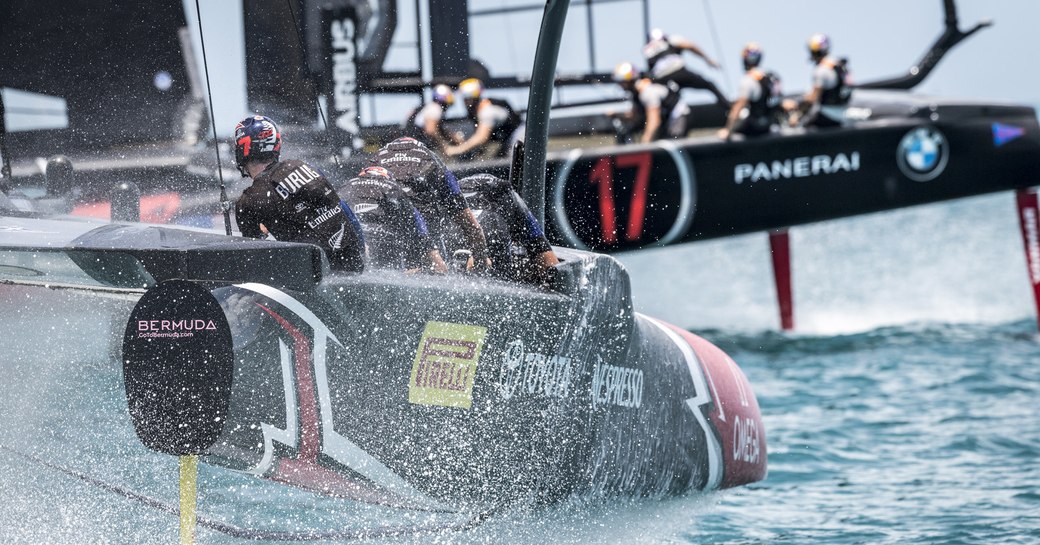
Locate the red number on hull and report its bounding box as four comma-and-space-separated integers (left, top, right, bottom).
588, 152, 654, 245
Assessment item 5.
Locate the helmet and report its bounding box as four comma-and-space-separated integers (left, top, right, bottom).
807, 33, 830, 58
432, 84, 455, 106
742, 42, 763, 69
459, 78, 484, 101
648, 28, 667, 42
358, 165, 392, 180
612, 62, 638, 83
385, 136, 426, 152
233, 115, 281, 175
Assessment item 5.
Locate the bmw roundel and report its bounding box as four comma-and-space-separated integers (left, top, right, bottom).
897, 126, 949, 182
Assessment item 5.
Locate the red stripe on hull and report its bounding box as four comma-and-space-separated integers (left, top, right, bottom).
665, 323, 768, 488
256, 304, 408, 507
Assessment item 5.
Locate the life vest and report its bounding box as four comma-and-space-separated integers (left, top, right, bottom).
642, 36, 680, 73
820, 58, 852, 106
403, 103, 449, 146
632, 80, 683, 140
659, 82, 682, 120
747, 70, 782, 120
485, 98, 522, 144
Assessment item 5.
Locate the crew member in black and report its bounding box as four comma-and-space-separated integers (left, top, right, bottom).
642, 28, 729, 108
402, 84, 460, 151
337, 166, 448, 272
453, 173, 559, 285
233, 115, 365, 272
793, 33, 852, 129
718, 43, 783, 140
444, 78, 524, 159
372, 137, 491, 270
610, 62, 688, 144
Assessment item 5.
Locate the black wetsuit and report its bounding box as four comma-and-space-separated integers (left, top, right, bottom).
402, 103, 451, 151
632, 81, 684, 141
466, 98, 523, 158
371, 139, 467, 247
235, 159, 365, 272
643, 36, 728, 107
804, 58, 851, 129
337, 174, 434, 270
736, 70, 782, 138
453, 173, 552, 282
820, 60, 851, 107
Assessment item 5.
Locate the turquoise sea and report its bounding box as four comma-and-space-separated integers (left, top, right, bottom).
1, 192, 1038, 544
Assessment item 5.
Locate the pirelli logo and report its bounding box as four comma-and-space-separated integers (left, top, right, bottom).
408, 321, 487, 409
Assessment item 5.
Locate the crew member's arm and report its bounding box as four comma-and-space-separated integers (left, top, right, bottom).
337, 204, 367, 273
718, 95, 749, 140
641, 105, 662, 144
797, 64, 832, 124
423, 117, 454, 150
235, 197, 266, 239
433, 163, 492, 269
427, 250, 449, 273
801, 86, 822, 109
445, 124, 493, 157
456, 208, 492, 270
607, 104, 635, 122
673, 37, 720, 69
507, 188, 559, 283
792, 85, 823, 126
404, 205, 448, 273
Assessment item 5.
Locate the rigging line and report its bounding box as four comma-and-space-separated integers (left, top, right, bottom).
284, 0, 342, 169
701, 0, 732, 95
193, 0, 233, 236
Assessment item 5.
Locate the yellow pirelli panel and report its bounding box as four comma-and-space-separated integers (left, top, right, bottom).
408, 321, 487, 409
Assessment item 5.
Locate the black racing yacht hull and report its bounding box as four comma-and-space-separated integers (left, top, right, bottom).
121, 248, 766, 510
0, 219, 767, 512
538, 94, 1040, 251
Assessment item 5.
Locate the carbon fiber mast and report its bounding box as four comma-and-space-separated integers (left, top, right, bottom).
858, 0, 991, 90
521, 0, 571, 227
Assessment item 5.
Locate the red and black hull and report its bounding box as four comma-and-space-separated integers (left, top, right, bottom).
116, 241, 767, 509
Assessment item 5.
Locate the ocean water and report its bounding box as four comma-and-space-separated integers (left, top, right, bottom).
1, 192, 1039, 544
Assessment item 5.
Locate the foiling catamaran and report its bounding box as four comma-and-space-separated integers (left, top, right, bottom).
0, 0, 766, 540
2, 0, 1039, 332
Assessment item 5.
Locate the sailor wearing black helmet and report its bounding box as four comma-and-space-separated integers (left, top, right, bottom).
373, 137, 492, 270
642, 28, 729, 108
444, 78, 524, 159
233, 115, 365, 272
794, 33, 852, 129
452, 173, 559, 285
403, 84, 460, 151
610, 62, 689, 144
718, 43, 784, 140
337, 166, 448, 273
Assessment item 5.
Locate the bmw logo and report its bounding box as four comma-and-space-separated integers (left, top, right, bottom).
897, 126, 948, 182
